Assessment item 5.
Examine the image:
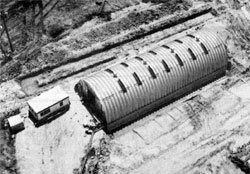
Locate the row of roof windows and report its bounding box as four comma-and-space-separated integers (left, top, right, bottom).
105, 34, 210, 93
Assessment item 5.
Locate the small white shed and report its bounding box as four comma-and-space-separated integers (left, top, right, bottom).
8, 115, 25, 134
27, 86, 70, 122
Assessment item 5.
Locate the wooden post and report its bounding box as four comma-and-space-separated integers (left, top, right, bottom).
98, 0, 107, 15
0, 40, 7, 57
1, 11, 14, 52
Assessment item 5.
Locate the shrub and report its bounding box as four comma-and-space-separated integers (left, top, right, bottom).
47, 24, 65, 38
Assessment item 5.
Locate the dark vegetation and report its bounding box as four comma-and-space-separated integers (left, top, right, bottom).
229, 142, 250, 174
0, 109, 20, 174
77, 136, 111, 174
47, 23, 65, 38
0, 0, 137, 80
229, 155, 250, 174
0, 0, 194, 85
228, 12, 250, 50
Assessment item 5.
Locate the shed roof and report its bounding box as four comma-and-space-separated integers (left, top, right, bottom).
27, 86, 69, 113
8, 115, 24, 127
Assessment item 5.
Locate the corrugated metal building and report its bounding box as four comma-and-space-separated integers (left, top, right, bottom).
75, 30, 228, 132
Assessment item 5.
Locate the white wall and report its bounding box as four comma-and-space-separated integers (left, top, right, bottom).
37, 98, 70, 120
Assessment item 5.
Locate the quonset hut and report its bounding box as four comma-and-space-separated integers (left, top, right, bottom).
75, 30, 228, 133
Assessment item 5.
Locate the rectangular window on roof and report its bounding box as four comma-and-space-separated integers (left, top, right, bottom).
174, 39, 183, 43
105, 69, 114, 74
187, 48, 196, 60
162, 60, 170, 72
105, 69, 117, 78
175, 53, 184, 66
148, 51, 157, 55
133, 72, 142, 86
121, 62, 129, 67
162, 45, 170, 49
148, 66, 157, 79
135, 56, 143, 61
117, 79, 127, 93
200, 42, 209, 54
187, 34, 195, 38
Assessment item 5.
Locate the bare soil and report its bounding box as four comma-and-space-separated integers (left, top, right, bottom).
2, 0, 250, 174
0, 1, 195, 173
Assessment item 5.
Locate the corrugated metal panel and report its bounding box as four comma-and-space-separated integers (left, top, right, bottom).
131, 59, 149, 109
139, 54, 158, 103
203, 32, 223, 71
160, 47, 181, 92
140, 53, 161, 100
132, 58, 153, 108
196, 34, 217, 70
182, 45, 197, 84
207, 31, 227, 68
181, 37, 207, 80
162, 44, 182, 90
186, 34, 209, 76
125, 59, 144, 109
193, 31, 219, 71
145, 50, 170, 101
156, 47, 178, 94
186, 37, 208, 79
117, 67, 133, 120
97, 74, 117, 123
113, 65, 135, 118
180, 37, 200, 74
102, 93, 113, 124
199, 30, 227, 70
168, 42, 190, 86
120, 65, 137, 117
151, 48, 170, 95
85, 72, 111, 99
76, 30, 228, 131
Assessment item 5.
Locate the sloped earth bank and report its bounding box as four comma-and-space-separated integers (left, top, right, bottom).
0, 0, 141, 71
0, 1, 194, 83
0, 115, 17, 174
21, 11, 215, 95
0, 81, 27, 174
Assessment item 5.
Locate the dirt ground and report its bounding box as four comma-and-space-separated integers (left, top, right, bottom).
2, 0, 250, 174
15, 80, 99, 174
103, 77, 250, 174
